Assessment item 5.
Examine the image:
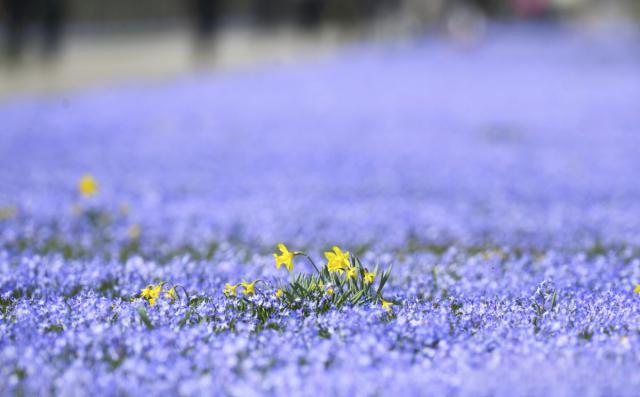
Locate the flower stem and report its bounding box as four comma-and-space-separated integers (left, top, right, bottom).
297, 253, 322, 275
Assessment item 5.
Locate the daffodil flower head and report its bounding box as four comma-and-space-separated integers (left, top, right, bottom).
78, 174, 98, 197
241, 281, 257, 296
364, 270, 376, 284
140, 286, 152, 300
223, 283, 238, 297
325, 246, 350, 273
381, 299, 393, 312
634, 284, 640, 295
346, 266, 358, 280
274, 243, 295, 272
141, 284, 162, 306
275, 288, 283, 298
164, 286, 177, 301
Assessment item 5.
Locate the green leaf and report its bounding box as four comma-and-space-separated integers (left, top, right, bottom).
375, 265, 393, 298
137, 306, 154, 330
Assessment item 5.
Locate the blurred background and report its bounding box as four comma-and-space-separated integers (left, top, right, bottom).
0, 0, 638, 101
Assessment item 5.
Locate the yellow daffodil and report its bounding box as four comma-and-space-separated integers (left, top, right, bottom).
241, 281, 257, 296
128, 224, 141, 240
634, 284, 640, 294
141, 284, 162, 306
78, 174, 98, 197
325, 246, 350, 273
140, 287, 150, 299
275, 288, 283, 298
326, 288, 334, 295
164, 286, 177, 301
274, 243, 295, 272
381, 299, 393, 312
364, 270, 376, 284
346, 266, 358, 280
223, 283, 238, 297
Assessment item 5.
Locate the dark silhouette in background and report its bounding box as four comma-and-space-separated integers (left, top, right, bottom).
0, 0, 597, 63
253, 0, 287, 29
191, 0, 221, 47
298, 0, 325, 29
1, 0, 66, 60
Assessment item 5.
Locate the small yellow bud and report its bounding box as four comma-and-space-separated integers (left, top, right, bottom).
78, 174, 98, 197
364, 271, 376, 284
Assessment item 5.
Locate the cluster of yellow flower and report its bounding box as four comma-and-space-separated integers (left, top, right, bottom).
275, 244, 376, 283
223, 281, 258, 297
224, 244, 394, 311
140, 283, 177, 306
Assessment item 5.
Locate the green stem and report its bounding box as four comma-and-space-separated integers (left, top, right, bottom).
296, 253, 322, 275
173, 284, 191, 304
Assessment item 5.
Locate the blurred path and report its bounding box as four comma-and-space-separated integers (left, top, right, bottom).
0, 25, 345, 101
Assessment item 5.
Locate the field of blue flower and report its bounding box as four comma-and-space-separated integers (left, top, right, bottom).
1, 25, 640, 396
